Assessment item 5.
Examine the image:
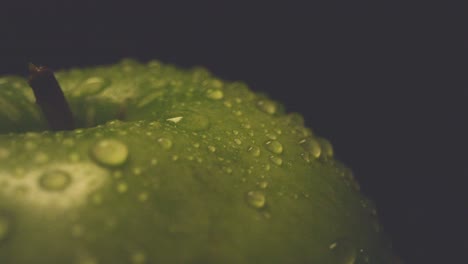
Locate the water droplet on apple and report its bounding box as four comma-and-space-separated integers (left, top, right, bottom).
247, 146, 261, 157
117, 182, 128, 193
133, 167, 142, 175
258, 181, 268, 189
158, 138, 173, 150
224, 167, 233, 174
299, 138, 321, 158
355, 248, 371, 263
90, 139, 129, 167
208, 145, 216, 152
246, 191, 266, 209
264, 140, 283, 154
38, 170, 72, 191
256, 99, 277, 115
234, 138, 242, 145
0, 214, 11, 242
317, 137, 334, 158
329, 238, 357, 264
269, 155, 283, 166
138, 192, 149, 202
301, 152, 311, 163
206, 89, 224, 100
75, 76, 110, 96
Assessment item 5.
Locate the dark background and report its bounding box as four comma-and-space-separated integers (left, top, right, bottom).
0, 1, 463, 263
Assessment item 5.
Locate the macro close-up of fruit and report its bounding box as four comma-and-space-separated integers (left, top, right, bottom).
0, 59, 396, 263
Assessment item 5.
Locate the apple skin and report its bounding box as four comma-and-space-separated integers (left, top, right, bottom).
0, 59, 394, 263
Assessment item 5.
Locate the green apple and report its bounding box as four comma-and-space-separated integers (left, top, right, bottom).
0, 59, 395, 263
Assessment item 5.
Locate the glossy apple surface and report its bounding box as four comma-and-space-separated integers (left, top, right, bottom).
0, 59, 393, 263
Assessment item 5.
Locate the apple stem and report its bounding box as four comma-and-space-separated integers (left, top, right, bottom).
27, 63, 75, 131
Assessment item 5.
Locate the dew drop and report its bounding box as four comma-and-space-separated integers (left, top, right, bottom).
208, 145, 216, 152
247, 146, 261, 157
301, 152, 311, 163
90, 139, 129, 167
133, 167, 142, 175
138, 192, 149, 202
234, 138, 242, 145
317, 137, 334, 158
157, 138, 173, 150
329, 238, 357, 264
117, 182, 128, 193
256, 99, 277, 115
258, 181, 268, 189
38, 170, 72, 191
246, 191, 266, 209
210, 79, 223, 89
299, 138, 321, 158
206, 89, 224, 100
264, 140, 283, 154
270, 156, 283, 166
75, 76, 110, 96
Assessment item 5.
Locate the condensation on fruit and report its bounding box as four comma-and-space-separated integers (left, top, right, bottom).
90, 139, 129, 167
157, 138, 173, 150
264, 140, 283, 154
246, 190, 266, 209
38, 170, 72, 191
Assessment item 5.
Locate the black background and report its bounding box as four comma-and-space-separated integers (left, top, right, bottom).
0, 1, 464, 263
